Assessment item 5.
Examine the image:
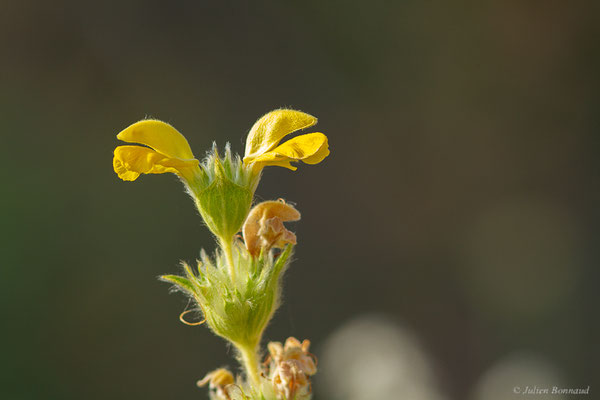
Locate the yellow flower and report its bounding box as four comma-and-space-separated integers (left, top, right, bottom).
113, 119, 200, 184
243, 109, 330, 171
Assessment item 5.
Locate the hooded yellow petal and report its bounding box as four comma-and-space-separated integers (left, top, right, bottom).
244, 110, 317, 162
117, 119, 195, 159
247, 132, 329, 171
113, 145, 199, 182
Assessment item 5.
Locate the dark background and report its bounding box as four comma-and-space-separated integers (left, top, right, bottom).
1, 1, 598, 399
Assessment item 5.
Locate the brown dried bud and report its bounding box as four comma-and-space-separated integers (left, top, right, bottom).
242, 200, 301, 257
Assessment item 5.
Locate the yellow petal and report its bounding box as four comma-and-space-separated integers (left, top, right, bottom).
244, 110, 317, 162
113, 145, 199, 182
117, 119, 195, 159
247, 132, 329, 171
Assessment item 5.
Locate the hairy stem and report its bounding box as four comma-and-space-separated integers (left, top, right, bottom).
237, 343, 261, 388
220, 237, 236, 282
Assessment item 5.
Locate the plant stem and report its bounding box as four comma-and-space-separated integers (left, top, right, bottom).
237, 343, 261, 388
220, 237, 236, 282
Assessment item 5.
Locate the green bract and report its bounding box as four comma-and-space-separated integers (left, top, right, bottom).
161, 243, 293, 349
189, 145, 259, 242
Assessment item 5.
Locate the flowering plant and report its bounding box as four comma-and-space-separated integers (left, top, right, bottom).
113, 109, 329, 400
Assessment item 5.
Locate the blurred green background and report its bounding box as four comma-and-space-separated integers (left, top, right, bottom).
1, 1, 598, 399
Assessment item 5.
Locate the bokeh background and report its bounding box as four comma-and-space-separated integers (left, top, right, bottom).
1, 1, 598, 399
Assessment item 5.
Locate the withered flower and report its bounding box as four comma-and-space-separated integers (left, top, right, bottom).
243, 201, 301, 257
266, 337, 317, 400
197, 368, 236, 400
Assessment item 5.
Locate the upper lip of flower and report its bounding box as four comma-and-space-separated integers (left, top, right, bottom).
117, 119, 196, 159
243, 109, 330, 171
